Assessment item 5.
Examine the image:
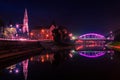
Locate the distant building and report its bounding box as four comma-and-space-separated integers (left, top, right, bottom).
30, 24, 56, 40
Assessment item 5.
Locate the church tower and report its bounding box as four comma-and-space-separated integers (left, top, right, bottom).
23, 8, 29, 36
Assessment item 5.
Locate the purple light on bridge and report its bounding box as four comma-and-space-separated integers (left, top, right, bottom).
79, 33, 105, 39
78, 51, 105, 58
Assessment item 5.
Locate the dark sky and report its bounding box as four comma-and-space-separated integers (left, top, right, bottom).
0, 0, 120, 35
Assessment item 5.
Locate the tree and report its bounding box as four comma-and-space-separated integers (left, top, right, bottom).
52, 26, 71, 44
3, 27, 17, 39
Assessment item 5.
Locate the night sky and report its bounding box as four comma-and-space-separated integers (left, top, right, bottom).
0, 0, 120, 35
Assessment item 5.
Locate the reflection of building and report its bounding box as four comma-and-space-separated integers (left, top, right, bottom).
30, 24, 56, 40
30, 54, 54, 63
5, 59, 29, 80
6, 63, 21, 74
22, 59, 29, 80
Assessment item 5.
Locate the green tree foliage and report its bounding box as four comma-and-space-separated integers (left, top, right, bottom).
3, 27, 17, 39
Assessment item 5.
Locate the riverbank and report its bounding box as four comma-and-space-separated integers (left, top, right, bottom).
108, 42, 120, 51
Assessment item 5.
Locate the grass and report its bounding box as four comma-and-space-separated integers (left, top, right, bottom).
110, 42, 120, 46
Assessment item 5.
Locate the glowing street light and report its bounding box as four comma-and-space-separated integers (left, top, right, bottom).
41, 29, 45, 33
69, 33, 73, 37
71, 36, 76, 40
46, 34, 49, 37
30, 32, 33, 36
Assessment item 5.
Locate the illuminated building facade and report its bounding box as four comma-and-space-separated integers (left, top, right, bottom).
30, 24, 56, 40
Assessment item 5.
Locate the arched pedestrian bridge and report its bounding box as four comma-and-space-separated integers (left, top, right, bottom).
75, 33, 110, 46
78, 33, 106, 40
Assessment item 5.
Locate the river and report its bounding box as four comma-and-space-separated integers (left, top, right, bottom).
0, 44, 120, 80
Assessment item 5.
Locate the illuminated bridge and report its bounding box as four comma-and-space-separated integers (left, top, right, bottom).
75, 33, 113, 46
78, 33, 106, 40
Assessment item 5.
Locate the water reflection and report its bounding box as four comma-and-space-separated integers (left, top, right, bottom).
78, 50, 114, 58
52, 50, 73, 67
1, 44, 116, 80
22, 59, 29, 80
78, 51, 106, 58
3, 50, 73, 80
75, 44, 114, 59
6, 64, 20, 74
30, 53, 54, 63
5, 59, 29, 80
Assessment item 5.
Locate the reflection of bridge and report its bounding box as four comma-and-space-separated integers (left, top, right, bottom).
78, 51, 105, 58
78, 50, 114, 58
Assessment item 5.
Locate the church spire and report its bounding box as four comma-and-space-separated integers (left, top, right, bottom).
23, 8, 29, 36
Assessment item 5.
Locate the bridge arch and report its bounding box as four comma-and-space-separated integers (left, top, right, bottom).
78, 33, 105, 40
78, 51, 105, 58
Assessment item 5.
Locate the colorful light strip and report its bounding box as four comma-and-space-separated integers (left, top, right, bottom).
79, 33, 105, 39
78, 51, 105, 58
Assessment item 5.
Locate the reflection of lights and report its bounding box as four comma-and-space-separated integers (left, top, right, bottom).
46, 54, 49, 59
107, 37, 111, 40
69, 53, 73, 58
107, 50, 111, 53
103, 47, 106, 50
110, 57, 113, 60
30, 57, 33, 61
78, 51, 105, 58
9, 70, 12, 73
30, 54, 54, 63
6, 64, 20, 74
75, 40, 83, 43
6, 65, 16, 70
41, 58, 44, 62
112, 46, 120, 49
71, 50, 76, 53
75, 45, 83, 50
105, 44, 108, 47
